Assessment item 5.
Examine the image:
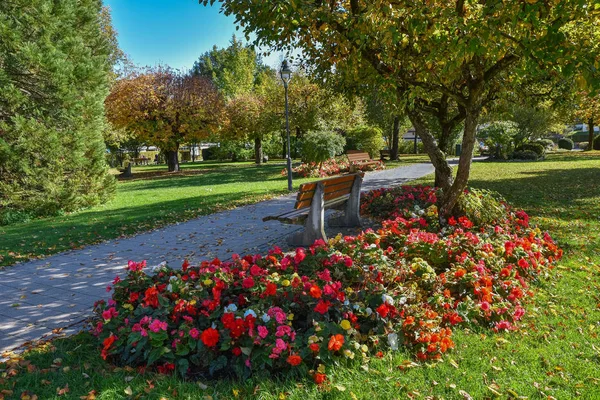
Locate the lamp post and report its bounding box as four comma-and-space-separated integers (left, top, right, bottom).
280, 60, 293, 191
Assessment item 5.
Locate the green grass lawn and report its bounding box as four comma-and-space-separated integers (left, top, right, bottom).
0, 160, 313, 268
2, 153, 599, 399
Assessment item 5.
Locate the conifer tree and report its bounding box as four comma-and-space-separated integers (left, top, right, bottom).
0, 0, 118, 220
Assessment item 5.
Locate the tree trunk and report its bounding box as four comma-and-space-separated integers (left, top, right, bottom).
254, 136, 263, 165
408, 109, 453, 193
166, 147, 179, 172
439, 109, 480, 220
588, 117, 594, 151
390, 115, 400, 160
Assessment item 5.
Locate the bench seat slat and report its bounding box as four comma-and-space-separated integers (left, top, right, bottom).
263, 195, 350, 224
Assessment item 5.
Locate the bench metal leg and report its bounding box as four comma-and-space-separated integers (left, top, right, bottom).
328, 174, 362, 227
287, 183, 326, 247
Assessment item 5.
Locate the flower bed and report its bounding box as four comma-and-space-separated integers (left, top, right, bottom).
94, 186, 561, 383
284, 156, 384, 178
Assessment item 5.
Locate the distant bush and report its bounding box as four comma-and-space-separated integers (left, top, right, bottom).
204, 142, 253, 162
301, 131, 346, 165
398, 140, 424, 154
346, 125, 385, 159
594, 135, 600, 150
515, 142, 545, 158
535, 139, 555, 150
557, 138, 574, 150
577, 142, 589, 151
512, 150, 539, 161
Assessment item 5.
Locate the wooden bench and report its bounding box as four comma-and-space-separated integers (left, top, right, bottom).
379, 149, 391, 160
263, 173, 363, 246
347, 150, 379, 172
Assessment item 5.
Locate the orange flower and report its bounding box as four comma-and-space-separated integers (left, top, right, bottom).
403, 316, 415, 326
327, 334, 345, 351
454, 268, 466, 278
309, 285, 322, 299
286, 354, 302, 366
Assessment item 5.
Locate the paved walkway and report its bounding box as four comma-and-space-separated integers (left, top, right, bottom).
0, 163, 434, 353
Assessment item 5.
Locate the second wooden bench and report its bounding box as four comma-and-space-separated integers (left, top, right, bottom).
347, 150, 379, 172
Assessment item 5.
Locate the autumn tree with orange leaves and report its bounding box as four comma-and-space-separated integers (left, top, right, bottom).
105, 67, 224, 172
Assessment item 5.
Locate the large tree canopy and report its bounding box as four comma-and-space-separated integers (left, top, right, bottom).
0, 0, 117, 219
204, 0, 600, 218
105, 67, 224, 172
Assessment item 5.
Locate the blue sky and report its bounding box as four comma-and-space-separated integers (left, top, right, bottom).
103, 0, 285, 72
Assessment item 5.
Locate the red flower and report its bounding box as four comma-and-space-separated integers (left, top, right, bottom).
517, 258, 529, 268
182, 259, 190, 272
376, 303, 390, 318
242, 277, 255, 289
143, 286, 159, 308
309, 343, 320, 352
327, 334, 344, 351
313, 373, 327, 385
264, 282, 277, 296
200, 328, 220, 347
286, 354, 302, 366
314, 300, 331, 315
232, 347, 242, 356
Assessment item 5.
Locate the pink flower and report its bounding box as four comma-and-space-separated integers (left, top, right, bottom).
276, 325, 292, 337
494, 320, 513, 331
149, 319, 168, 333
480, 302, 490, 312
257, 326, 268, 339
189, 328, 200, 339
106, 286, 112, 292
102, 307, 118, 321
514, 307, 525, 321
294, 248, 306, 264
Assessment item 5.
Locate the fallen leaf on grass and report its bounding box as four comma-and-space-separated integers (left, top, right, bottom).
56, 384, 69, 396
79, 390, 97, 400
124, 386, 132, 396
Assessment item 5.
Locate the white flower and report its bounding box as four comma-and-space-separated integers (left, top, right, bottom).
343, 300, 350, 306
224, 304, 238, 313
244, 309, 257, 318
261, 313, 271, 323
398, 297, 407, 305
382, 294, 394, 305
353, 304, 360, 310
365, 307, 373, 316
388, 333, 399, 351
211, 322, 217, 329
166, 284, 173, 292
169, 276, 178, 281
369, 243, 377, 249
150, 261, 166, 273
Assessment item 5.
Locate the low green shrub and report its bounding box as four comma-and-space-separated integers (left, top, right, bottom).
512, 150, 539, 160
535, 138, 555, 150
515, 142, 545, 158
557, 137, 574, 150
594, 135, 600, 150
398, 140, 424, 154
577, 142, 589, 151
346, 125, 385, 159
301, 131, 346, 165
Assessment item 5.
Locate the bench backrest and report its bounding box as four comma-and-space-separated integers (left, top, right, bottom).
294, 173, 362, 210
347, 151, 371, 163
